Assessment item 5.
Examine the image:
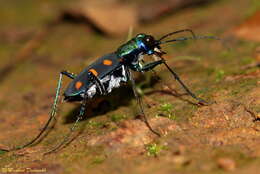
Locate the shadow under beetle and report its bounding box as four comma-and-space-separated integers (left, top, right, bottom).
1, 29, 220, 154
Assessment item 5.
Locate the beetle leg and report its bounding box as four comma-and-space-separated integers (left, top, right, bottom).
44, 90, 88, 155
126, 67, 161, 137
161, 58, 208, 105
61, 70, 77, 79
44, 70, 115, 154
1, 72, 67, 152
140, 60, 164, 72
131, 60, 164, 72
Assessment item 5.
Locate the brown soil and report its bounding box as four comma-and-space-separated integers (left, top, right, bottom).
0, 0, 259, 174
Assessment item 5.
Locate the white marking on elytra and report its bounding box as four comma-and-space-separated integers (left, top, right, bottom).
83, 66, 128, 99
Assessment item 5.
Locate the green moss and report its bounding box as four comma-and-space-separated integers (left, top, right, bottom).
110, 114, 126, 122
157, 103, 177, 120
0, 150, 7, 155
241, 57, 254, 65
215, 69, 225, 82
91, 156, 106, 164
87, 120, 106, 129
159, 103, 173, 112
145, 143, 165, 157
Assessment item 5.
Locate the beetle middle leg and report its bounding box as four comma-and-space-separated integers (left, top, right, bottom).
127, 68, 161, 137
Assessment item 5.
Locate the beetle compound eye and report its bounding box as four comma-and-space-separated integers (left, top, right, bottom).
144, 36, 151, 42
143, 35, 156, 50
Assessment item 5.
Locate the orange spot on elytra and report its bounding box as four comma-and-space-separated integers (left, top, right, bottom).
103, 59, 113, 66
75, 81, 83, 89
89, 69, 98, 76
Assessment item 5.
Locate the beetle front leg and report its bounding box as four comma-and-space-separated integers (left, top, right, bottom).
141, 56, 209, 105
132, 60, 164, 72
140, 60, 165, 72
160, 58, 209, 105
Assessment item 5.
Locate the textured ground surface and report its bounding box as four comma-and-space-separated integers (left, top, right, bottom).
0, 0, 259, 174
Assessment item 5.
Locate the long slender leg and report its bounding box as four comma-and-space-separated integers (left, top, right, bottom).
127, 68, 161, 137
44, 93, 87, 155
161, 60, 208, 104
140, 57, 207, 104
141, 59, 181, 96
61, 70, 77, 79
1, 71, 69, 152
140, 60, 165, 72
44, 72, 108, 154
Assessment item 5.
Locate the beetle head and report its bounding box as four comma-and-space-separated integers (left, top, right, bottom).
135, 33, 162, 55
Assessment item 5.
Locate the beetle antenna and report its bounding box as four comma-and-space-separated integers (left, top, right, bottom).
160, 35, 221, 44
158, 29, 196, 41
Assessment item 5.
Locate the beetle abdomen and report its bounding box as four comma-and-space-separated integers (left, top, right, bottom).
64, 53, 123, 100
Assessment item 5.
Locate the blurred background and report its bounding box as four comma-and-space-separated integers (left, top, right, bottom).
0, 0, 259, 174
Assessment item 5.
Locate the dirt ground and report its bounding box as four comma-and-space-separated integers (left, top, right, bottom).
0, 0, 259, 174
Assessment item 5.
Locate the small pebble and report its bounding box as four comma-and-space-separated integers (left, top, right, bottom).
0, 144, 9, 151
217, 157, 236, 171
172, 155, 190, 165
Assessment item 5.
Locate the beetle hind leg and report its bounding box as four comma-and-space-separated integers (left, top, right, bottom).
0, 71, 67, 152
44, 90, 88, 155
61, 70, 77, 79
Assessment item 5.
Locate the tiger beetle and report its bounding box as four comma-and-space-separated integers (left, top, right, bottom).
1, 29, 219, 154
